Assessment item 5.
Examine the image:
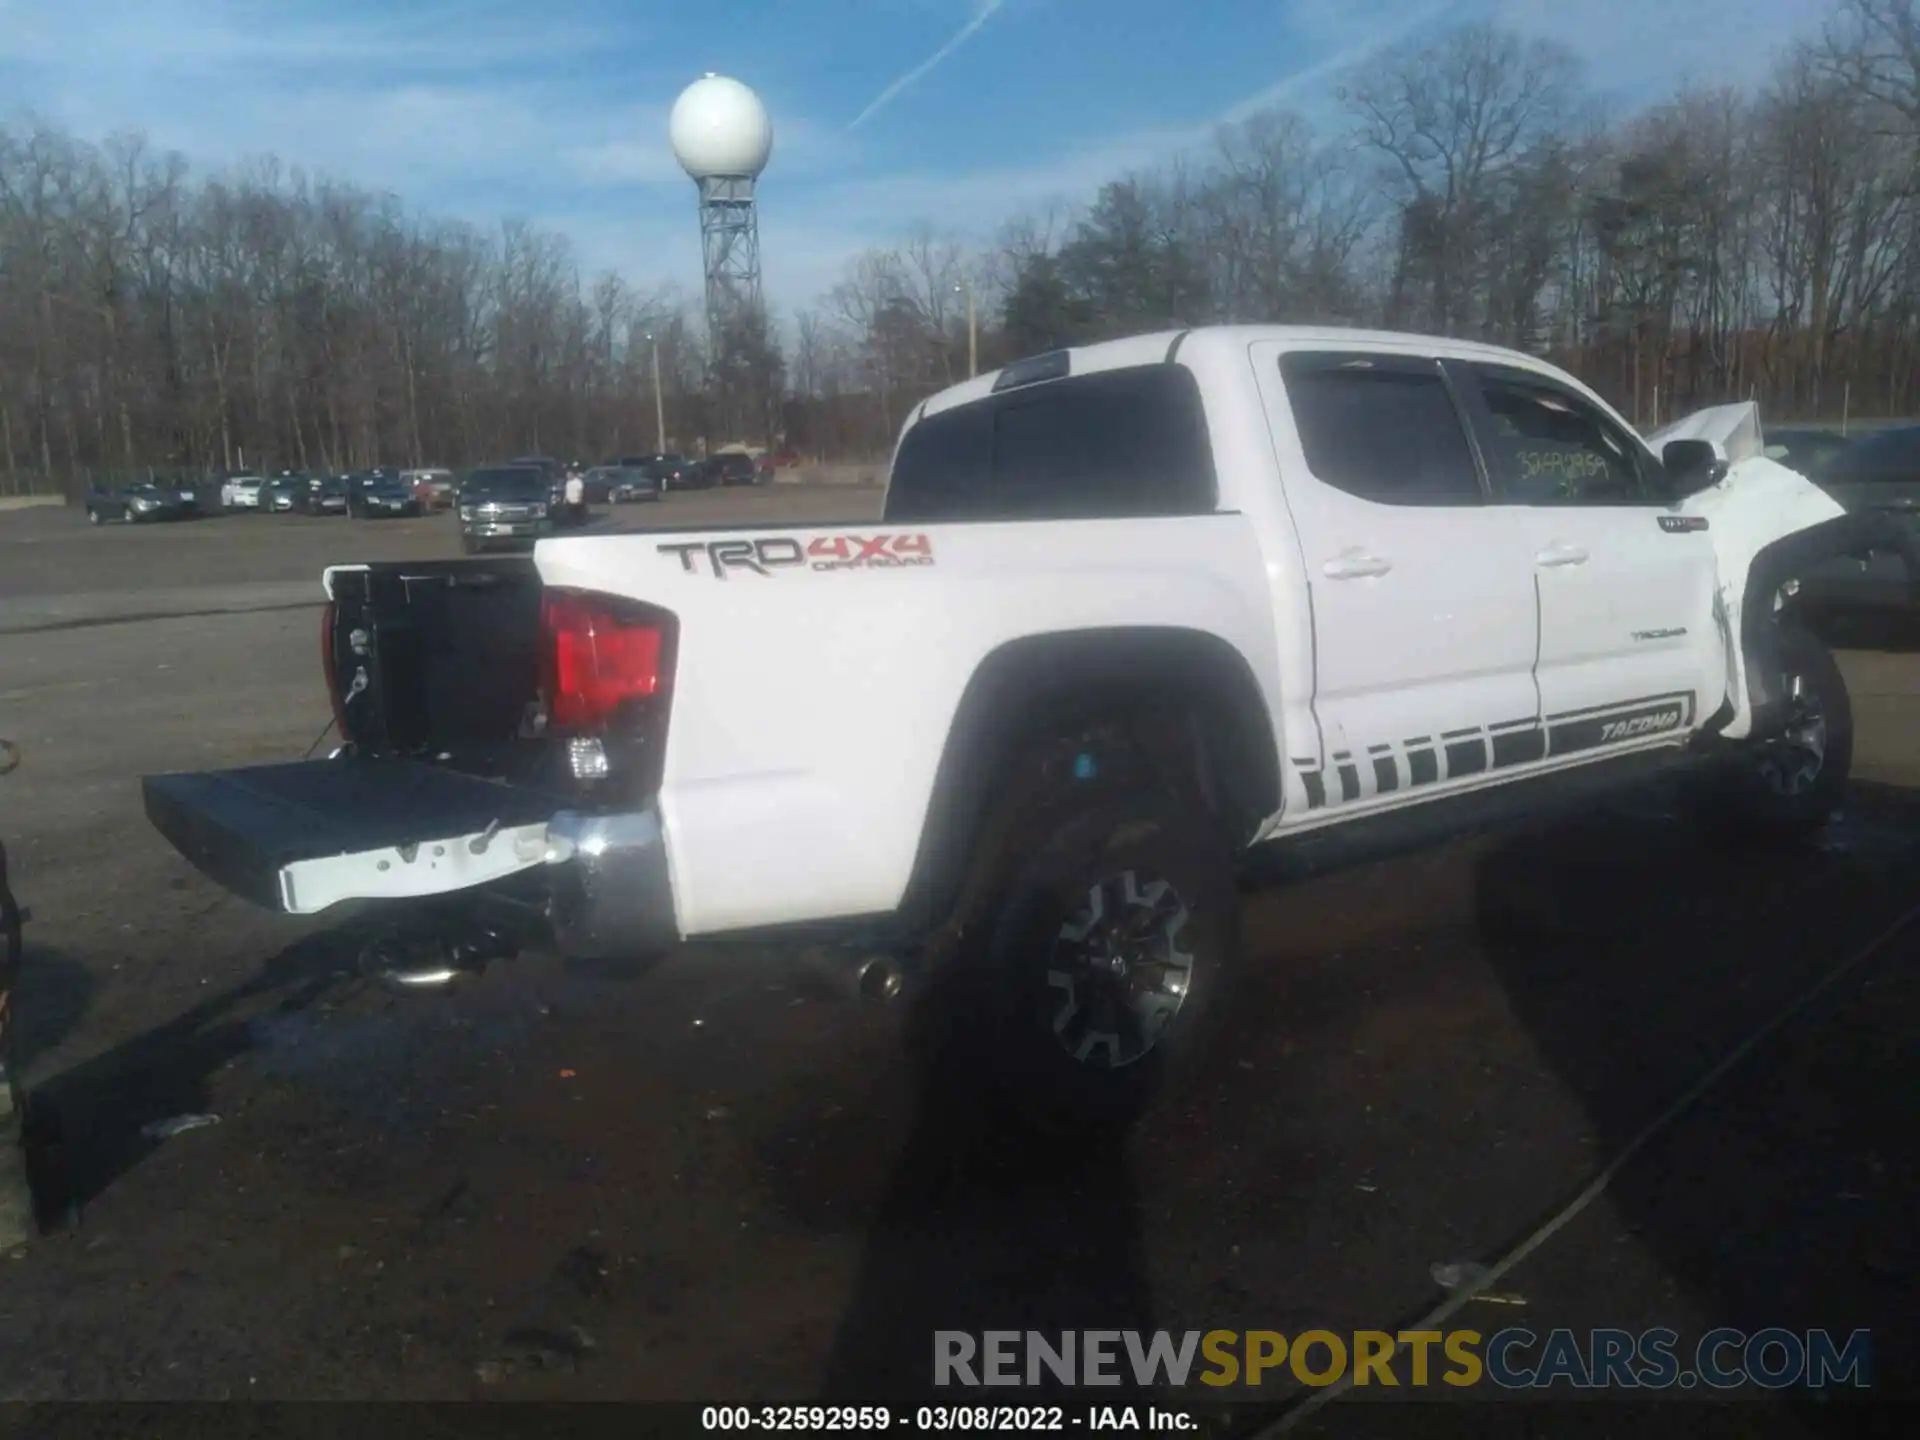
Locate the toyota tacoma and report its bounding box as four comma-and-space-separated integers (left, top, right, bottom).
139, 327, 1917, 1133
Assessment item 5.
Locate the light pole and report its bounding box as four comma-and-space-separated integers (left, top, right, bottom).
646, 332, 666, 453
953, 279, 977, 379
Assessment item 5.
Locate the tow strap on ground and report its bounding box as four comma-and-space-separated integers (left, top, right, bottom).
1253, 892, 1920, 1436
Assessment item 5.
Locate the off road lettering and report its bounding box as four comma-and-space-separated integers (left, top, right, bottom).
661, 533, 936, 578
1599, 710, 1681, 741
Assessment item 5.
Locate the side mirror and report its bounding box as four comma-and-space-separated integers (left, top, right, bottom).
1662, 439, 1729, 499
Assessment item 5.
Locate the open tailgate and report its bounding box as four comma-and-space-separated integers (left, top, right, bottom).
143, 758, 565, 915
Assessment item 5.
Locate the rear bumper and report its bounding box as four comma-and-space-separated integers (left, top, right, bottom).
544, 808, 677, 960
142, 760, 679, 962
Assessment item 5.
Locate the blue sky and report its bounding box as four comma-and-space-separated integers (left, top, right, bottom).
0, 0, 1829, 313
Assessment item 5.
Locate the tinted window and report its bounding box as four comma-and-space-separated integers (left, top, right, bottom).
464, 467, 548, 497
1826, 426, 1920, 483
885, 364, 1216, 523
1279, 357, 1481, 506
1470, 369, 1648, 504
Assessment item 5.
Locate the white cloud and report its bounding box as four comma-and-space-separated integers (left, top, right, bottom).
1493, 0, 1823, 97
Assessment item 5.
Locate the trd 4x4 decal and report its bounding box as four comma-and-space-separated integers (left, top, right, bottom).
659, 533, 935, 578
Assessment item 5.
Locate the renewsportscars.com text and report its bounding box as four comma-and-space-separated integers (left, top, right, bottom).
934, 1328, 1872, 1391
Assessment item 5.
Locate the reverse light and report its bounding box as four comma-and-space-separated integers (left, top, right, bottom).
542, 589, 672, 732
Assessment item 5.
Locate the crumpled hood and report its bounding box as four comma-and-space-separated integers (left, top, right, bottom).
1645, 400, 1766, 465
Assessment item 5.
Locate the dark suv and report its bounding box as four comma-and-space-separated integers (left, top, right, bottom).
458, 465, 553, 553
711, 453, 761, 487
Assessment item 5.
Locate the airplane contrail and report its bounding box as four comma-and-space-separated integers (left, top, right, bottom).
849, 0, 1008, 130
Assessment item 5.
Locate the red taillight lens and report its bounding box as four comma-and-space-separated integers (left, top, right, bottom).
542, 589, 668, 731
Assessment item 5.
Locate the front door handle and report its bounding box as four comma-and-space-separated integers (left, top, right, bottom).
1322, 551, 1393, 580
1535, 543, 1590, 568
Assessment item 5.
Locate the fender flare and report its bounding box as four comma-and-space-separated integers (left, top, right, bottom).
891, 626, 1282, 936
1736, 510, 1919, 737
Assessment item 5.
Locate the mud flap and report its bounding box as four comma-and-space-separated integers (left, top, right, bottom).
143, 758, 568, 915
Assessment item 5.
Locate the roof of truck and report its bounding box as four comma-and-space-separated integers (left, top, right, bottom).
915, 324, 1570, 421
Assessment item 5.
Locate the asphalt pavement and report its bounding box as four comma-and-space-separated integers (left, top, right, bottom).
0, 495, 1915, 1430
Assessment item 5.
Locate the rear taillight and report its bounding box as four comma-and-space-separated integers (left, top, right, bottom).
541, 589, 672, 732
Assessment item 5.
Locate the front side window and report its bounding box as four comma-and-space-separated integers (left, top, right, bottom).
1468, 369, 1650, 505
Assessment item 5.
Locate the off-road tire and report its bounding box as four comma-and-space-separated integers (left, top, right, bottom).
926, 718, 1240, 1139
1696, 614, 1853, 842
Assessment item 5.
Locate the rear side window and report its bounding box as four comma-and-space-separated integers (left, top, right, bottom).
1279, 355, 1483, 506
884, 364, 1217, 523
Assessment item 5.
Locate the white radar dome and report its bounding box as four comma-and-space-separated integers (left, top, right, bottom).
670, 74, 773, 180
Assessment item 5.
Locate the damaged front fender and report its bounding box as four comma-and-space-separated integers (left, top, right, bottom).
1735, 509, 1920, 740
1669, 428, 1917, 740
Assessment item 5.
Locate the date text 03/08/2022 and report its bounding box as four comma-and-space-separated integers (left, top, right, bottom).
701, 1406, 1196, 1433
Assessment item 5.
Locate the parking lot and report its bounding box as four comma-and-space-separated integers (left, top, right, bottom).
1, 491, 1916, 1424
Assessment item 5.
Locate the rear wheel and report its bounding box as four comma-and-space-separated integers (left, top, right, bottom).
928, 720, 1240, 1139
86, 508, 101, 526
460, 533, 481, 556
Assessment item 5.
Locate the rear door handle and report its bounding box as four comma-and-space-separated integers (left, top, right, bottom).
1534, 544, 1589, 568
1322, 552, 1392, 580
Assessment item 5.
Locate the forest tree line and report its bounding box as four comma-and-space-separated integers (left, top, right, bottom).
3, 0, 1918, 492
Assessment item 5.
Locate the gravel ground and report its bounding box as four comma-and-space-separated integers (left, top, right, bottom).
0, 496, 1915, 1431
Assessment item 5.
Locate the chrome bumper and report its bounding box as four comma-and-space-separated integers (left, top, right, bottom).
543, 806, 678, 961
464, 520, 553, 538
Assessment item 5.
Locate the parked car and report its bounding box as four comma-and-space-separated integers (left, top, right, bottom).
1792, 424, 1920, 617
138, 325, 1917, 1138
220, 474, 267, 510
618, 454, 696, 492
664, 457, 717, 491
577, 467, 620, 504
294, 476, 349, 516
603, 465, 662, 503
1762, 428, 1853, 480
682, 454, 754, 488
85, 482, 198, 524
348, 473, 422, 519
710, 452, 761, 487
403, 469, 459, 510
261, 477, 303, 513
457, 464, 554, 553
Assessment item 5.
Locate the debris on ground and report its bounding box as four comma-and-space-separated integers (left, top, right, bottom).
1431, 1260, 1527, 1305
556, 1245, 611, 1298
140, 1114, 220, 1141
500, 1323, 598, 1371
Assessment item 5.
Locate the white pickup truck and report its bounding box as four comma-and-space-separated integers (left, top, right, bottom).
143, 326, 1916, 1132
